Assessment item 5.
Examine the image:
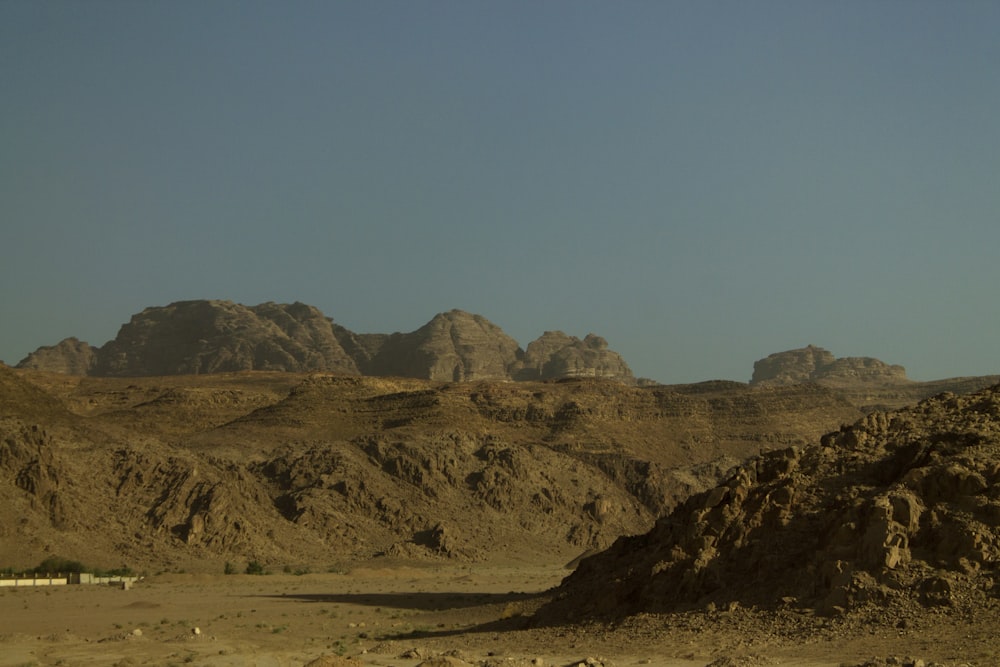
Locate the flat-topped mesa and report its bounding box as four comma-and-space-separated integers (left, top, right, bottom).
750, 345, 908, 386
15, 301, 636, 383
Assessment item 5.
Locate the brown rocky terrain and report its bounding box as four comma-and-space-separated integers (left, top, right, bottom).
3, 355, 999, 575
0, 364, 869, 573
539, 383, 1000, 630
4, 353, 1000, 665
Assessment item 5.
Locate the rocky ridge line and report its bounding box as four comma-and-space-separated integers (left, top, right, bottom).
16, 301, 635, 384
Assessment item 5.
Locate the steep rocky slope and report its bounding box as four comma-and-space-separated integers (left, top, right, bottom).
540, 383, 1000, 624
17, 300, 636, 384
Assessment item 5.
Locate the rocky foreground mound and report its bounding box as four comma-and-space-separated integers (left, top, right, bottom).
16, 300, 635, 383
539, 384, 1000, 623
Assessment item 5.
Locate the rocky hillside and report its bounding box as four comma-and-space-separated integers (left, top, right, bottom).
17, 300, 635, 384
539, 383, 1000, 624
1, 363, 876, 573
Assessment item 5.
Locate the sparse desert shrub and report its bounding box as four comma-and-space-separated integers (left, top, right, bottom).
245, 561, 266, 575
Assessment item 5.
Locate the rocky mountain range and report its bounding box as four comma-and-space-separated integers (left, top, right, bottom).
14, 300, 929, 392
16, 300, 635, 384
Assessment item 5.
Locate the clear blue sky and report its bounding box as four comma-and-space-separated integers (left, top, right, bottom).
3, 1, 999, 383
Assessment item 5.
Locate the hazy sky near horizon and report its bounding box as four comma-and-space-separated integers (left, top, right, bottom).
3, 2, 999, 383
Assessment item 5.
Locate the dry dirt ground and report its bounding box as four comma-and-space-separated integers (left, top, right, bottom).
1, 560, 994, 667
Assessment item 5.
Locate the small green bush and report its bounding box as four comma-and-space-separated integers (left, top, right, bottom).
245, 561, 266, 575
33, 556, 85, 574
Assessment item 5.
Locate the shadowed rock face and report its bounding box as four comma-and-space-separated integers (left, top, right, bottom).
16, 301, 636, 383
751, 345, 908, 386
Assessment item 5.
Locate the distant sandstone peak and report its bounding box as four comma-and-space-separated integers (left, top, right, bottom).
92, 299, 360, 376
517, 330, 633, 382
15, 301, 636, 383
365, 309, 523, 382
14, 337, 98, 375
751, 344, 908, 386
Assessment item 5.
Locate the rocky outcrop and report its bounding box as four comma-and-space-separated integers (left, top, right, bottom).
751, 345, 907, 386
537, 384, 1000, 622
16, 301, 636, 383
113, 447, 304, 556
516, 332, 634, 382
14, 337, 98, 375
364, 310, 521, 382
0, 420, 69, 529
91, 300, 360, 376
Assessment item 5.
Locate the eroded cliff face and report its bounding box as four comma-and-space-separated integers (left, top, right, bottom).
751, 345, 908, 386
16, 301, 636, 383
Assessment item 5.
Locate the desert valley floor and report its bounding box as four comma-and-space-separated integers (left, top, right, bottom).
3, 560, 998, 667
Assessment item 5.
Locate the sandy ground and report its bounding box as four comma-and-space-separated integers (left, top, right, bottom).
0, 562, 993, 667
